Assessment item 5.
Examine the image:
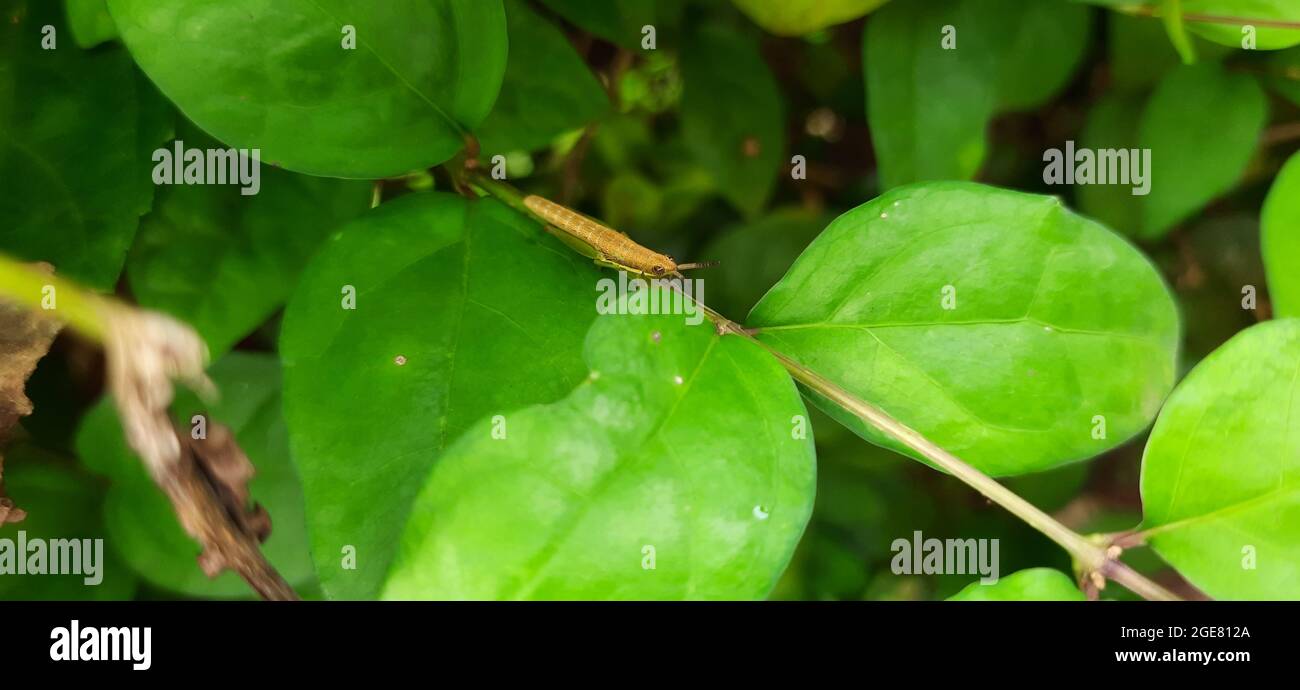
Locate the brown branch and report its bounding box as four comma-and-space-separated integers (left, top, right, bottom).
1263, 122, 1300, 147
1126, 5, 1300, 30
160, 423, 297, 601
98, 301, 298, 601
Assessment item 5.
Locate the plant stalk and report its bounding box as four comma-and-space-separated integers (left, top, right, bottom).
0, 254, 108, 341
465, 170, 1185, 601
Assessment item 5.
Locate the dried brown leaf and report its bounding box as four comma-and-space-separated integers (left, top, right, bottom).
0, 263, 63, 523
98, 304, 293, 599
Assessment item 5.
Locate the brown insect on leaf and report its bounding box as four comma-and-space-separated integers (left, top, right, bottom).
0, 262, 62, 524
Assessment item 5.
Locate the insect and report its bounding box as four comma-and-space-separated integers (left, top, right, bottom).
523, 195, 715, 278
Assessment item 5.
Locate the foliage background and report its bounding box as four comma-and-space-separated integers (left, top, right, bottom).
1, 0, 1298, 601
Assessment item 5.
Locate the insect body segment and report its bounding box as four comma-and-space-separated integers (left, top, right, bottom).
523, 195, 714, 278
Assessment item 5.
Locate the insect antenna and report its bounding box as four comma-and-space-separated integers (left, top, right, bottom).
674, 261, 719, 272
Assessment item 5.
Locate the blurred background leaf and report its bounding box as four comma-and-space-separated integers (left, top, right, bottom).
126, 122, 371, 357
63, 0, 116, 49
947, 568, 1085, 601
476, 0, 610, 156
0, 0, 170, 289
1137, 63, 1267, 239
864, 0, 1088, 189
0, 445, 137, 600
680, 24, 786, 217
731, 0, 888, 37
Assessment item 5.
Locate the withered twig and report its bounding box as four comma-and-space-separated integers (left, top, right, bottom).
94, 297, 299, 601
160, 423, 297, 601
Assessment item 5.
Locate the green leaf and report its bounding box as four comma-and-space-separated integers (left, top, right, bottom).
1182, 0, 1300, 50
64, 0, 117, 48
536, 0, 682, 50
1140, 319, 1300, 600
864, 0, 1088, 189
1108, 13, 1230, 92
731, 0, 888, 36
1137, 63, 1266, 239
601, 171, 665, 236
1263, 152, 1300, 318
280, 193, 602, 599
948, 568, 1084, 601
476, 0, 609, 156
0, 0, 170, 289
74, 353, 316, 598
991, 0, 1092, 111
126, 123, 371, 357
1161, 0, 1198, 63
1077, 63, 1265, 242
680, 24, 785, 218
699, 207, 836, 318
382, 305, 816, 599
106, 0, 507, 178
1077, 94, 1145, 237
1265, 47, 1300, 106
749, 182, 1180, 476
0, 446, 137, 600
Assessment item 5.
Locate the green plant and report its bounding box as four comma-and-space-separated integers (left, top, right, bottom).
2, 0, 1299, 602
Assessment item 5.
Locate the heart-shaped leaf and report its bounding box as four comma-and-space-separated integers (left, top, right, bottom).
280, 193, 602, 599
749, 182, 1180, 476
382, 306, 816, 599
1140, 319, 1300, 600
106, 0, 507, 177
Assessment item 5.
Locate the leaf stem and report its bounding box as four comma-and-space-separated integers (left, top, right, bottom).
0, 254, 108, 341
464, 171, 1185, 602
1121, 4, 1300, 30
718, 314, 1182, 601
